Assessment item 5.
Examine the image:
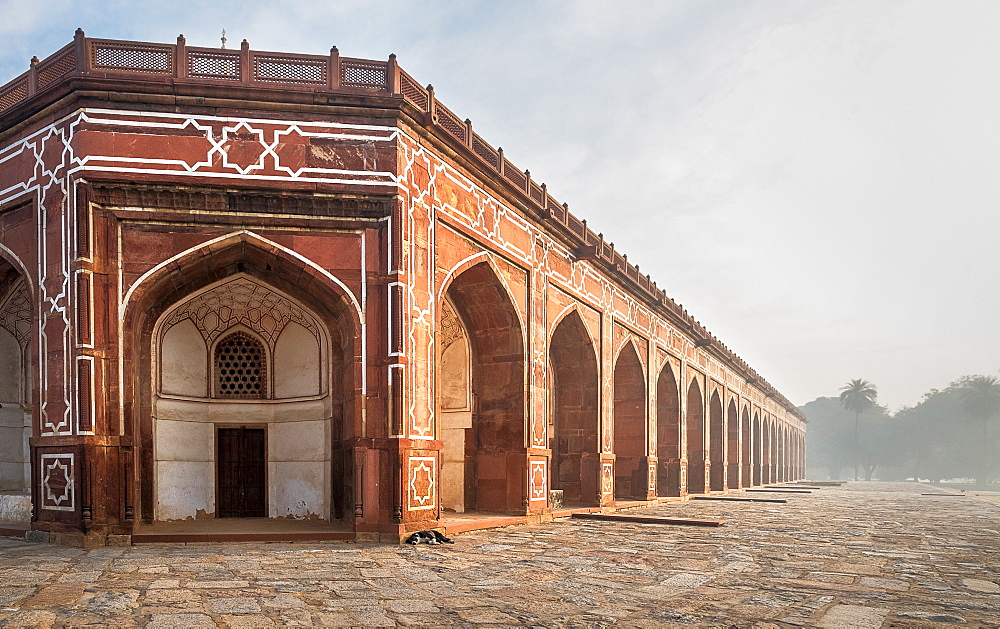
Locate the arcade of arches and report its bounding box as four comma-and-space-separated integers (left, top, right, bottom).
0, 33, 805, 543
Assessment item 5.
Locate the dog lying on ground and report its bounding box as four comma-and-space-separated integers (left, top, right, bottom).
405, 529, 454, 545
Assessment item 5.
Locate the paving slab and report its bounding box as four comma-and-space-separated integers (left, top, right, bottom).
1, 482, 999, 626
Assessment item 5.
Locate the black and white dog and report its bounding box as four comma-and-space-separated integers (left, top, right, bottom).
405, 529, 454, 545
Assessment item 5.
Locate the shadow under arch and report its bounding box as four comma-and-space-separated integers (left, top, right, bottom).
752, 412, 762, 486
685, 377, 706, 494
548, 308, 599, 507
708, 389, 724, 492
726, 398, 739, 489
740, 406, 751, 487
0, 253, 34, 502
762, 419, 772, 485
613, 339, 646, 500
440, 260, 526, 514
123, 234, 362, 526
655, 361, 681, 497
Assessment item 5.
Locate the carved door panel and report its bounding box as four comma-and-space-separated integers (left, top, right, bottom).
217, 428, 266, 517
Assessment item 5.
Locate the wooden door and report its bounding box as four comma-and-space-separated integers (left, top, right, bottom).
217, 427, 266, 517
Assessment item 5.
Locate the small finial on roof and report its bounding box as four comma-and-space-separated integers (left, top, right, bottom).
221, 29, 227, 49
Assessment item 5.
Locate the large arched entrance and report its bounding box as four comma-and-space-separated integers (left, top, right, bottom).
126, 237, 359, 527
0, 260, 32, 505
708, 390, 724, 492
441, 261, 526, 514
548, 311, 599, 507
656, 363, 681, 497
685, 378, 706, 494
613, 342, 647, 500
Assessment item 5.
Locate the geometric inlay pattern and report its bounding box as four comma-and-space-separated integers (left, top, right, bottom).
408, 457, 436, 511
601, 462, 614, 496
40, 454, 75, 511
530, 461, 547, 501
162, 276, 319, 349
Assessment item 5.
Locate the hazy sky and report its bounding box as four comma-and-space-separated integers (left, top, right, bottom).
2, 0, 998, 411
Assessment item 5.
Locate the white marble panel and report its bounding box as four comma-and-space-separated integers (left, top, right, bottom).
268, 461, 327, 519
274, 323, 321, 399
161, 319, 208, 398
155, 460, 214, 520
155, 420, 213, 462
271, 420, 327, 462
154, 398, 329, 423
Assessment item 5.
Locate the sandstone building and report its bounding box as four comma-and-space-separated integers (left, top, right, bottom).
0, 31, 805, 544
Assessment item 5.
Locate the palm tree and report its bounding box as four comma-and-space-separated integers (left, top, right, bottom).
959, 375, 1000, 486
840, 379, 878, 481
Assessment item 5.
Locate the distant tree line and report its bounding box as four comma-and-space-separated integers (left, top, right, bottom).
802, 375, 1000, 486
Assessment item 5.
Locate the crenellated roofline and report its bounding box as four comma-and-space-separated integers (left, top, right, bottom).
0, 30, 804, 420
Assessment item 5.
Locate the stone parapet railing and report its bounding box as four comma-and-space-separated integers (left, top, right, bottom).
0, 29, 803, 418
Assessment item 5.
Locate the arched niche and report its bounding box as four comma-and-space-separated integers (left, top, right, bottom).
726, 399, 739, 489
708, 390, 724, 492
613, 341, 647, 500
740, 407, 751, 488
147, 272, 347, 524
0, 275, 32, 495
548, 310, 599, 507
685, 378, 706, 494
441, 261, 526, 514
655, 362, 681, 497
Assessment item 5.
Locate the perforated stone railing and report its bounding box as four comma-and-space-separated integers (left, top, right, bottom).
0, 30, 801, 416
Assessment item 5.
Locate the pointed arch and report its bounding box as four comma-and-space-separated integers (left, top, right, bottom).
437, 251, 526, 341
726, 398, 739, 489
752, 412, 762, 486
655, 361, 681, 497
123, 230, 361, 321
708, 390, 724, 492
0, 254, 33, 496
613, 340, 646, 500
740, 405, 751, 488
685, 377, 706, 494
762, 418, 772, 484
548, 309, 599, 507
126, 235, 361, 525
441, 260, 526, 514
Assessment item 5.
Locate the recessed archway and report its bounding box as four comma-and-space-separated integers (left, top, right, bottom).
740, 407, 751, 488
656, 363, 681, 497
726, 399, 739, 490
752, 412, 762, 486
548, 311, 599, 507
126, 236, 360, 527
762, 420, 772, 484
708, 390, 724, 492
442, 261, 526, 514
613, 341, 647, 500
685, 378, 706, 494
0, 258, 32, 500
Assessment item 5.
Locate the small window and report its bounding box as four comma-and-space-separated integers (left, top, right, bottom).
215, 331, 266, 399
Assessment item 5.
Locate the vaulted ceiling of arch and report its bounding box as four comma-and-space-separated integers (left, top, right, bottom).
162, 276, 320, 348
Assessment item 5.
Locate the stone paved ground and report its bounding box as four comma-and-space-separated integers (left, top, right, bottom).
1, 482, 998, 628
